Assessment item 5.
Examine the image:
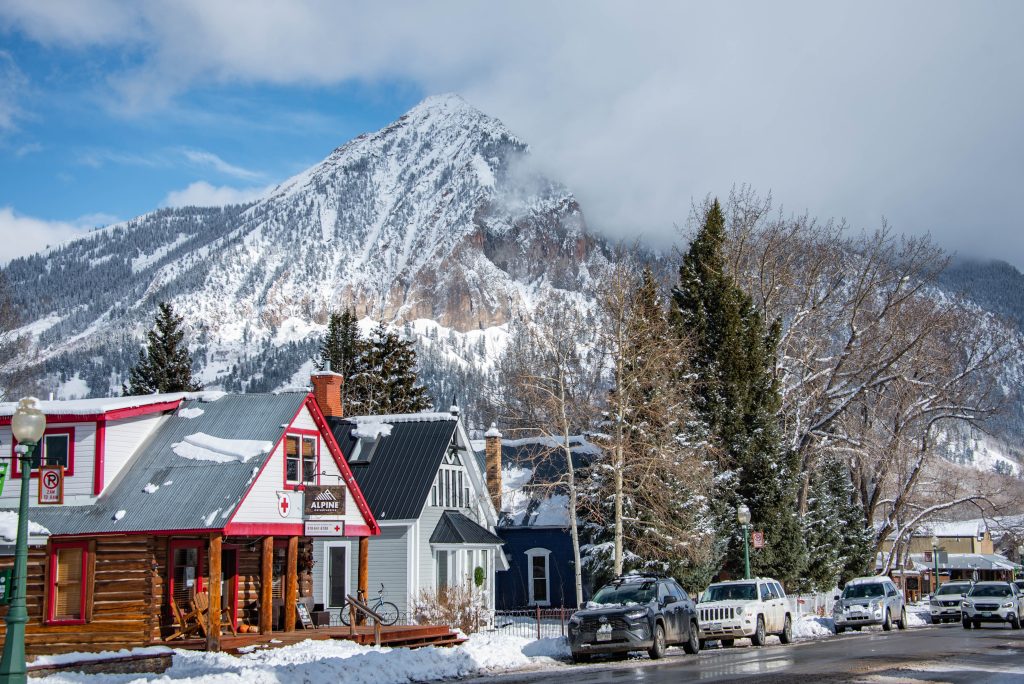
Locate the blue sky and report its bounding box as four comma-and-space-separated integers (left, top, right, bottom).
1, 1, 1023, 267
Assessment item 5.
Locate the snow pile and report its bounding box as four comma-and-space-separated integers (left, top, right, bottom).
906, 605, 930, 627
178, 407, 205, 420
39, 633, 566, 684
351, 420, 393, 440
30, 646, 172, 668
143, 483, 160, 493
173, 433, 274, 464
793, 616, 834, 640
0, 511, 50, 542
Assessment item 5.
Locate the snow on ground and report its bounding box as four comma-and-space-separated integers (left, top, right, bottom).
38, 633, 568, 684
793, 616, 834, 640
906, 604, 931, 627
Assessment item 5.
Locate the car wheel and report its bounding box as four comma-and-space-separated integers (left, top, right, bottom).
897, 608, 907, 630
751, 615, 767, 646
721, 638, 735, 648
683, 621, 700, 654
780, 614, 793, 644
836, 626, 846, 634
962, 618, 972, 629
648, 623, 667, 660
1009, 614, 1021, 630
572, 652, 591, 664
882, 609, 892, 631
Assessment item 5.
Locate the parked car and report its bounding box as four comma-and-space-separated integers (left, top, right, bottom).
567, 574, 700, 663
961, 581, 1022, 629
833, 576, 907, 633
929, 581, 973, 624
695, 578, 793, 647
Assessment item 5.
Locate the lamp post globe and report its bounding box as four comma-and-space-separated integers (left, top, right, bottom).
0, 397, 46, 684
737, 504, 751, 526
737, 504, 752, 579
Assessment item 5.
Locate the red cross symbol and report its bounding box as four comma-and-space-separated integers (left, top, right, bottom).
334, 525, 341, 532
277, 493, 291, 518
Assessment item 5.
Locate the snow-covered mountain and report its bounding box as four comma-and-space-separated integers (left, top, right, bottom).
2, 94, 610, 421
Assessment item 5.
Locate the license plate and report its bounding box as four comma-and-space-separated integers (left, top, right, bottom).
596, 625, 613, 642
981, 612, 992, 617
708, 622, 722, 631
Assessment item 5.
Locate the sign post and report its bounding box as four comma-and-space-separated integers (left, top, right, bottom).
37, 465, 64, 505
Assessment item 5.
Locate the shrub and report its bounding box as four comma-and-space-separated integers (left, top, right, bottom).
414, 583, 491, 634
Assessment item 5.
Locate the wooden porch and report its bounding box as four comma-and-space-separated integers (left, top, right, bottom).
173, 624, 466, 653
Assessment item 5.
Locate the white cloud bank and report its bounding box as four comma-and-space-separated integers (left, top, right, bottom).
161, 181, 269, 208
0, 207, 116, 264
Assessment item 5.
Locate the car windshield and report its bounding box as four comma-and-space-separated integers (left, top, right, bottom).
842, 583, 885, 599
700, 584, 757, 602
937, 584, 971, 596
591, 581, 656, 606
968, 585, 1012, 598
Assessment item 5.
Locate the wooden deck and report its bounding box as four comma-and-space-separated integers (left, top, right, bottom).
173, 624, 466, 653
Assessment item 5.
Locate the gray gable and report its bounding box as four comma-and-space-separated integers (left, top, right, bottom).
328, 414, 457, 521
22, 393, 307, 536
430, 510, 504, 545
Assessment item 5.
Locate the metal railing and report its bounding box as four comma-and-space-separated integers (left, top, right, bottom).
491, 607, 576, 639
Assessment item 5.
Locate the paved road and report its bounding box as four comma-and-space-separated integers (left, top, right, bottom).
464, 624, 1024, 683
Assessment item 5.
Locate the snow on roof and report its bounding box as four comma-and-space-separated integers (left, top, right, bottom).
178, 407, 205, 419
485, 423, 502, 438
343, 412, 457, 424
172, 432, 274, 464
350, 420, 393, 440
0, 511, 50, 542
501, 435, 603, 455
0, 390, 225, 417
918, 520, 987, 539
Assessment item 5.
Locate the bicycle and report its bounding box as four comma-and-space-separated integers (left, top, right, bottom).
341, 582, 399, 626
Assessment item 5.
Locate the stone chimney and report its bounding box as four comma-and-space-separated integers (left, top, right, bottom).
311, 362, 344, 418
484, 423, 502, 514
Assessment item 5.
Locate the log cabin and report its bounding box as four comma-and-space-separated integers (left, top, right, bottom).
0, 370, 379, 655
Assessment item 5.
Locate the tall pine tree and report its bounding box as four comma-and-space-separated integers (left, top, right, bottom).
124, 302, 201, 395
316, 308, 364, 409
348, 323, 432, 415
672, 199, 805, 585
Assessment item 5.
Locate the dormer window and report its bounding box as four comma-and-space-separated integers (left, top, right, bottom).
348, 421, 392, 464
285, 433, 318, 487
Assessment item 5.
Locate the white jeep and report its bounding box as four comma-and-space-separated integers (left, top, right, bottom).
696, 578, 794, 647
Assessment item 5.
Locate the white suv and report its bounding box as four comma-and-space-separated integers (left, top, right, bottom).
929, 581, 973, 624
696, 578, 794, 647
961, 581, 1022, 629
833, 577, 907, 632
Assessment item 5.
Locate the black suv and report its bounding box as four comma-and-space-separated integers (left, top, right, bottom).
567, 574, 699, 663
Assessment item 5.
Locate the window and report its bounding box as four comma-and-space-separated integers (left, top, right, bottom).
431, 480, 438, 507
324, 543, 350, 609
169, 542, 203, 610
272, 545, 287, 599
669, 581, 686, 601
657, 582, 672, 604
457, 472, 464, 507
526, 548, 551, 606
48, 542, 89, 624
760, 583, 772, 601
13, 427, 75, 477
772, 582, 786, 599
285, 434, 318, 487
436, 550, 450, 590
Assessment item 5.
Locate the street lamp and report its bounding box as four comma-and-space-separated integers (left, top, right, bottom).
0, 397, 46, 684
931, 534, 940, 594
737, 504, 752, 580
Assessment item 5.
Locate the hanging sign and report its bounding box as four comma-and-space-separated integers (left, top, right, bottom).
752, 531, 766, 549
38, 465, 64, 504
303, 485, 346, 517
0, 463, 7, 496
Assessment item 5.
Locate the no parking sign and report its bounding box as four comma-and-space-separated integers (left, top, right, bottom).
38, 465, 64, 504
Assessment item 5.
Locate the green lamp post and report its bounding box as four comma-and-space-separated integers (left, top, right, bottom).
0, 397, 46, 684
931, 534, 940, 594
738, 504, 752, 580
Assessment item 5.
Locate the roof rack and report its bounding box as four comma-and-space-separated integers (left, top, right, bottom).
614, 572, 667, 581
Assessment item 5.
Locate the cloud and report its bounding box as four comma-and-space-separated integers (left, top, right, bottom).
3, 1, 1024, 265
0, 50, 28, 132
161, 181, 269, 208
0, 207, 116, 264
179, 149, 262, 181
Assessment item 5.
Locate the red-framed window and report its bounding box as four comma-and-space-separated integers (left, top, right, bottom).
283, 430, 319, 490
46, 541, 89, 625
168, 540, 205, 611
13, 426, 76, 478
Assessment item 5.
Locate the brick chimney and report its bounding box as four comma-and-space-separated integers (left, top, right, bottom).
311, 363, 344, 418
484, 423, 502, 513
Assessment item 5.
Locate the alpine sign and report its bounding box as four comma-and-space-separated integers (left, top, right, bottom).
303, 486, 345, 516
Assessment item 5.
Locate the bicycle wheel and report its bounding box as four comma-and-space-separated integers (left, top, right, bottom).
340, 607, 351, 626
377, 601, 399, 626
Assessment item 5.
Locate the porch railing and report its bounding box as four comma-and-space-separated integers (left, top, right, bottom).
345, 594, 383, 646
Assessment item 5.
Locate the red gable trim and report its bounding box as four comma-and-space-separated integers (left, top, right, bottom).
93, 419, 106, 496
0, 399, 183, 426
304, 394, 380, 536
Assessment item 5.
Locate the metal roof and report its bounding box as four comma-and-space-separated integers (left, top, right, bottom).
16, 393, 307, 536
429, 510, 504, 545
328, 414, 457, 521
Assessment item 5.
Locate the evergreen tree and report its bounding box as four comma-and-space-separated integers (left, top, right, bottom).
349, 323, 431, 415
672, 199, 805, 585
123, 302, 201, 395
315, 308, 364, 408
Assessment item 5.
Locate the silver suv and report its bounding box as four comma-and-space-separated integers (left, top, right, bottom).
833, 577, 907, 633
961, 581, 1022, 629
929, 581, 972, 624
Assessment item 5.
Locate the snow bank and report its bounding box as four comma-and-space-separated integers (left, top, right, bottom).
0, 511, 50, 542
173, 433, 273, 464
38, 633, 566, 684
178, 407, 205, 420
793, 616, 834, 640
906, 606, 930, 627
30, 646, 172, 668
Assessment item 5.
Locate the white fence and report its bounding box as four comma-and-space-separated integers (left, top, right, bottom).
786, 591, 837, 617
